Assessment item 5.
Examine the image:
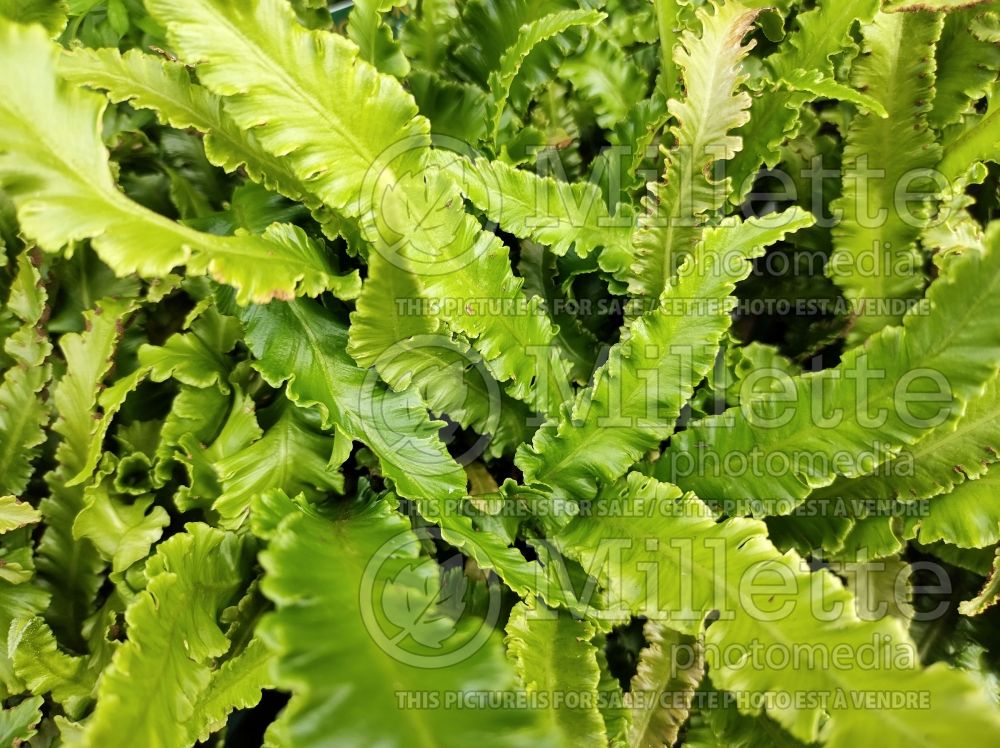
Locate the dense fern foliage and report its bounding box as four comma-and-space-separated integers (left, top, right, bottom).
1, 0, 999, 745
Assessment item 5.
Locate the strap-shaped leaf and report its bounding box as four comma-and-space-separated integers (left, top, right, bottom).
347, 0, 410, 77
0, 496, 40, 535
187, 637, 273, 744
0, 547, 49, 697
623, 1, 760, 297
214, 404, 345, 525
0, 0, 65, 34
558, 34, 649, 130
487, 9, 605, 142
0, 254, 51, 496
349, 253, 532, 457
37, 299, 133, 647
886, 0, 994, 10
828, 10, 944, 344
240, 297, 467, 500
684, 685, 809, 747
72, 471, 170, 574
58, 47, 314, 207
254, 489, 554, 748
815, 375, 1000, 506
0, 22, 345, 304
148, 0, 571, 415
0, 695, 43, 746
9, 617, 91, 719
439, 153, 632, 258
958, 546, 1000, 615
78, 524, 252, 748
556, 473, 1000, 745
517, 209, 813, 502
938, 81, 1000, 182
664, 225, 1000, 512
917, 466, 1000, 548
505, 602, 607, 747
626, 624, 704, 748
929, 6, 1000, 130
144, 0, 429, 220
726, 0, 881, 204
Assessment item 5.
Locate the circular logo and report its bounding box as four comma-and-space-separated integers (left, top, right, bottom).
359, 333, 504, 469
357, 133, 502, 276
359, 524, 504, 668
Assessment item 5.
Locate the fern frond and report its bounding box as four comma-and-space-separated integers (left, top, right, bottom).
240, 297, 467, 501
440, 153, 632, 258
556, 473, 1000, 745
487, 9, 605, 143
58, 47, 314, 206
828, 10, 944, 344
505, 602, 608, 747
148, 0, 572, 415
518, 209, 813, 502
624, 1, 760, 298
254, 489, 555, 747
664, 225, 1000, 513
726, 0, 881, 204
78, 525, 252, 747
0, 23, 348, 304
0, 255, 51, 496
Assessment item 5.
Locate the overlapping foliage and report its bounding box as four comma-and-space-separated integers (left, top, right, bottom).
1, 0, 999, 746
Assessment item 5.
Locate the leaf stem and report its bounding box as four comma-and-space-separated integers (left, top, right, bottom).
654, 0, 678, 97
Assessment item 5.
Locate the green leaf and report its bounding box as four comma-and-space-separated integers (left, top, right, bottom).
349, 254, 532, 458
626, 624, 704, 748
518, 209, 813, 502
0, 23, 347, 304
555, 473, 1000, 744
137, 305, 241, 391
79, 524, 252, 748
0, 575, 49, 697
144, 0, 428, 223
0, 0, 66, 35
505, 602, 607, 747
938, 82, 1000, 182
214, 403, 345, 525
241, 297, 467, 501
0, 254, 52, 496
0, 496, 41, 535
623, 1, 761, 297
929, 6, 1000, 130
665, 225, 1000, 513
487, 9, 606, 142
347, 0, 410, 78
917, 466, 1000, 548
813, 374, 1000, 507
10, 617, 92, 718
0, 695, 43, 747
684, 686, 809, 748
187, 637, 273, 744
559, 34, 649, 130
725, 0, 881, 204
59, 47, 315, 206
72, 471, 170, 573
147, 0, 571, 416
885, 0, 994, 10
439, 152, 632, 258
36, 298, 133, 647
958, 546, 1000, 616
254, 489, 555, 748
827, 10, 943, 344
